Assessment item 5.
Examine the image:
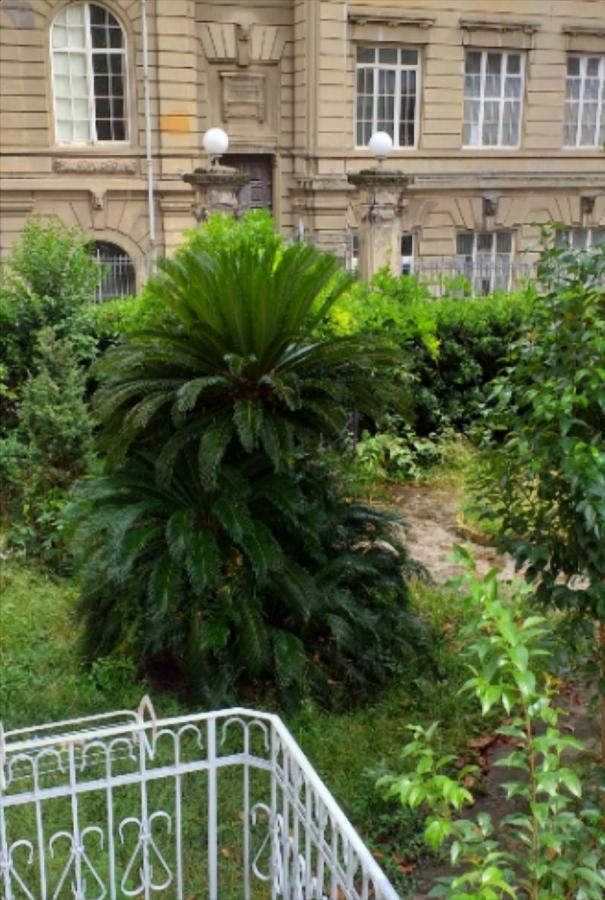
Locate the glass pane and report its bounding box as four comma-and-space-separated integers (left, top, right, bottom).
496, 232, 512, 253
53, 53, 69, 75
56, 119, 73, 140
587, 57, 600, 76
482, 100, 500, 144
68, 25, 86, 48
463, 100, 481, 145
73, 119, 90, 141
487, 53, 502, 75
465, 51, 481, 74
73, 98, 88, 118
580, 102, 598, 144
502, 101, 520, 145
56, 98, 71, 117
572, 230, 587, 249
567, 56, 580, 76
465, 74, 481, 97
52, 26, 68, 48
504, 77, 521, 98
507, 54, 521, 75
477, 233, 493, 252
379, 47, 397, 64
585, 77, 600, 100
485, 72, 501, 98
54, 74, 71, 96
566, 77, 581, 100
592, 228, 605, 246
65, 4, 85, 26
564, 100, 578, 143
457, 233, 474, 255
400, 49, 418, 66
357, 47, 375, 63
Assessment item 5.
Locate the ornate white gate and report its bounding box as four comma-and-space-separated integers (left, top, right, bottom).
0, 699, 399, 899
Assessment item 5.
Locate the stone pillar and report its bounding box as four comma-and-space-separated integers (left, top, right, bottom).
182, 165, 250, 223
347, 170, 412, 280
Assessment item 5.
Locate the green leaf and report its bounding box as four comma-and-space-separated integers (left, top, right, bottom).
185, 529, 221, 594
198, 416, 233, 487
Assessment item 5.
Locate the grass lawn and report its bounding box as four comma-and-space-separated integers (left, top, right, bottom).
0, 559, 484, 896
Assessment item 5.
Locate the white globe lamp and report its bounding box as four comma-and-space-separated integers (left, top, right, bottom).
368, 131, 393, 164
202, 127, 229, 164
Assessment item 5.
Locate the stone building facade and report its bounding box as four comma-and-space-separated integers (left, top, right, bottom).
1, 0, 604, 292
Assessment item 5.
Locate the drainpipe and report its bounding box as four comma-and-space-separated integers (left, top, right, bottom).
141, 0, 156, 262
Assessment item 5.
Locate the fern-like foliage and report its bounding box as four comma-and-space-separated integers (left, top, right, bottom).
94, 240, 410, 482
66, 451, 425, 704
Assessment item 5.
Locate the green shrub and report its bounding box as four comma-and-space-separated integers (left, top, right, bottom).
476, 239, 605, 757
381, 555, 605, 899
68, 215, 426, 704
1, 330, 94, 562
328, 270, 529, 436
0, 217, 99, 411
0, 218, 99, 561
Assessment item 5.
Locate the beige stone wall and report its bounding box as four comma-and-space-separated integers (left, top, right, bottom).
1, 0, 604, 277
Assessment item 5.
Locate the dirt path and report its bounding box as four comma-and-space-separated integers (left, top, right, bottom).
389, 482, 517, 582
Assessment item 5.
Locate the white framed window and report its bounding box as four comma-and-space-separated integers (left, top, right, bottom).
456, 231, 513, 294
400, 233, 414, 275
356, 46, 420, 148
51, 3, 128, 144
346, 231, 360, 272
463, 51, 524, 147
564, 55, 605, 147
554, 227, 605, 249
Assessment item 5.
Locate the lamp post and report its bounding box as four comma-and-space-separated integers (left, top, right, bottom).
347, 131, 411, 281
182, 128, 249, 223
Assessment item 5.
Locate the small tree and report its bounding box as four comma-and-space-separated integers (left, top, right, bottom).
477, 237, 605, 757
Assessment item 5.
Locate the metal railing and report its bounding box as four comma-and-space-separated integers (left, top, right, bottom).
0, 699, 399, 900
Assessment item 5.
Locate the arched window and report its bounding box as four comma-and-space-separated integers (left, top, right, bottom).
93, 242, 136, 301
51, 3, 128, 144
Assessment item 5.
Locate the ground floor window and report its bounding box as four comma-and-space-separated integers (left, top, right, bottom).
92, 241, 136, 301
554, 227, 605, 250
456, 231, 513, 295
400, 232, 414, 275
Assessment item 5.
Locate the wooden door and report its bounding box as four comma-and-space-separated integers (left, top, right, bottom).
227, 154, 273, 211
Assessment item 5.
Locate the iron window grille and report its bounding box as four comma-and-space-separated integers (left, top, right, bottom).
93, 242, 136, 301
355, 46, 420, 148
0, 700, 399, 900
463, 51, 524, 147
564, 55, 605, 147
51, 3, 128, 144
456, 231, 514, 294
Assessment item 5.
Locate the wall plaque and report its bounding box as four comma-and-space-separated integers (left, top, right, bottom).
53, 158, 138, 175
220, 73, 266, 123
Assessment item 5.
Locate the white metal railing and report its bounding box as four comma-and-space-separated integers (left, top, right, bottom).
0, 699, 399, 900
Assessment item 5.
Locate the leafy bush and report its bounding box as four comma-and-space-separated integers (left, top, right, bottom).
0, 217, 99, 418
476, 239, 605, 758
328, 270, 529, 436
0, 218, 99, 561
381, 556, 605, 899
1, 330, 94, 562
68, 214, 425, 703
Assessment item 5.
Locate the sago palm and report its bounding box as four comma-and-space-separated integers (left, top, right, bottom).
94, 239, 409, 484
67, 450, 424, 703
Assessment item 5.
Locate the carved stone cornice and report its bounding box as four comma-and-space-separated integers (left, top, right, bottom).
459, 18, 540, 35
347, 169, 412, 191
348, 9, 434, 29
53, 158, 138, 175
